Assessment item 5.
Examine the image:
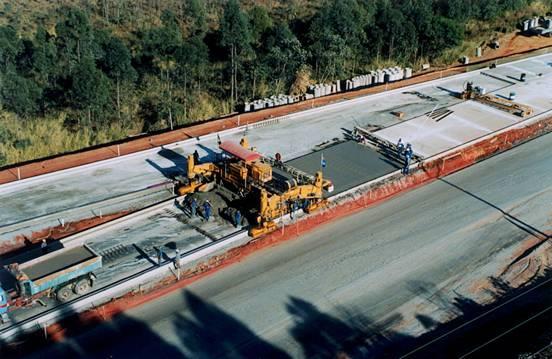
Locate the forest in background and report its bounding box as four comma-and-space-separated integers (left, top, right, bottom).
0, 0, 551, 166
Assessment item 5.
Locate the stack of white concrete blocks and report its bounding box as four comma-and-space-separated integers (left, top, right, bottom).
345, 66, 412, 90
244, 65, 414, 110
243, 94, 297, 112
307, 80, 341, 98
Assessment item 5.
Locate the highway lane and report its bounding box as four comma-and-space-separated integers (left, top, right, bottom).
26, 130, 552, 358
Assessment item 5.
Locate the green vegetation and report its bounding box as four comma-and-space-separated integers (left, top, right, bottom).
0, 0, 551, 166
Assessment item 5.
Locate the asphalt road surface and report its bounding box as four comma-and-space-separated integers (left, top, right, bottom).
23, 132, 552, 358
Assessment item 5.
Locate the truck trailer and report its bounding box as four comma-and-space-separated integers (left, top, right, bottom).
0, 244, 102, 323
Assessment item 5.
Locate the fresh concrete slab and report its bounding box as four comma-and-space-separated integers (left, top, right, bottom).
286, 141, 399, 195
373, 61, 552, 158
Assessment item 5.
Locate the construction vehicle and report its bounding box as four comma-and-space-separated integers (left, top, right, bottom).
0, 244, 102, 323
176, 154, 218, 195
176, 140, 273, 196
460, 81, 486, 100
175, 137, 333, 237
250, 171, 329, 237
460, 81, 533, 117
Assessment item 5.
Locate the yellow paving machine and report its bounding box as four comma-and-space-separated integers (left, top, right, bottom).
175, 137, 333, 237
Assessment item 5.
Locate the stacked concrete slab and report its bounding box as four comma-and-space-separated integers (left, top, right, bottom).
243, 94, 298, 112
307, 80, 342, 98
245, 65, 414, 107
348, 66, 412, 90
522, 16, 552, 36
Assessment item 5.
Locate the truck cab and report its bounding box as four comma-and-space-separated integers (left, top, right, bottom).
0, 285, 9, 323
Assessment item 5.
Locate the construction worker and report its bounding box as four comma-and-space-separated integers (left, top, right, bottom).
302, 199, 310, 212
234, 209, 242, 228
290, 199, 299, 219
397, 138, 404, 156
174, 249, 181, 269
193, 150, 200, 164
203, 200, 212, 221
40, 239, 47, 255
190, 197, 198, 217
402, 144, 413, 175
289, 201, 294, 219
157, 247, 163, 266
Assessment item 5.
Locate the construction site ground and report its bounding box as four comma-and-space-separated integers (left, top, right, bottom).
0, 197, 242, 324
0, 51, 551, 348
376, 55, 552, 157
25, 128, 552, 358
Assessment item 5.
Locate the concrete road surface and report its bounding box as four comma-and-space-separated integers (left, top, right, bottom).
23, 132, 552, 358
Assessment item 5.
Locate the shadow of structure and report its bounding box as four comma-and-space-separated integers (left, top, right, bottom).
286, 296, 410, 358
440, 178, 550, 243
146, 147, 189, 179
3, 270, 550, 358
395, 268, 552, 358
436, 86, 460, 98
1, 302, 184, 359
197, 143, 220, 163
284, 270, 552, 358
173, 291, 291, 358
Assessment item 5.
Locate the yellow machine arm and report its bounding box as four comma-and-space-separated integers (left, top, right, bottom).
176, 154, 218, 195
186, 154, 217, 179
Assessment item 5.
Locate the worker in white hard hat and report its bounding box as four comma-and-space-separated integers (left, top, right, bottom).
397, 138, 404, 156
41, 239, 48, 255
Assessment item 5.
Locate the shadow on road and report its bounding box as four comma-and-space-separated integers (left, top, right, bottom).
173, 290, 291, 358
286, 296, 409, 358
284, 270, 552, 358
1, 303, 184, 359
2, 270, 550, 358
439, 178, 549, 242
146, 147, 188, 179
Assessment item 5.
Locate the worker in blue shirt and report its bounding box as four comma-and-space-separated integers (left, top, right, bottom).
397, 138, 404, 156
234, 209, 242, 228
203, 200, 212, 221
0, 285, 8, 317
402, 144, 413, 174
190, 198, 198, 217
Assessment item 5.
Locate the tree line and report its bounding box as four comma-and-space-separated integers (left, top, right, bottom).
0, 0, 539, 132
